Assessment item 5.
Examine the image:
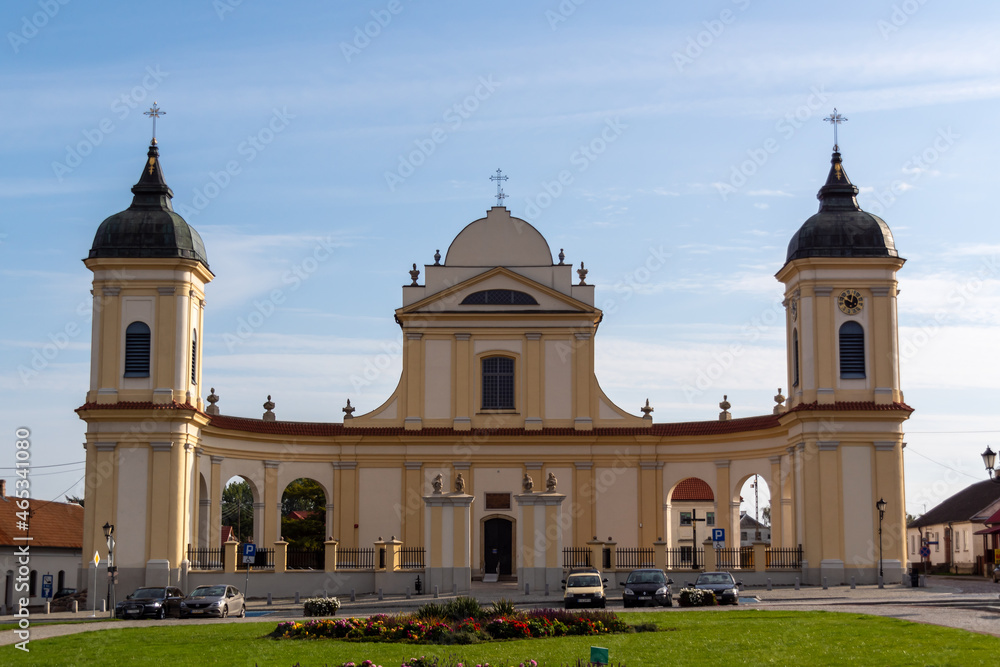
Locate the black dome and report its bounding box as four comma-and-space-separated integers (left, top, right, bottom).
785, 151, 898, 264
89, 142, 209, 268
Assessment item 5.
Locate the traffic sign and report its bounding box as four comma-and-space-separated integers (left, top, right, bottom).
241, 542, 257, 564
41, 574, 53, 599
712, 528, 725, 542
919, 546, 930, 558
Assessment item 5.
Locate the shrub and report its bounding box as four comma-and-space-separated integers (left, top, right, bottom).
490, 597, 518, 617
484, 616, 532, 640
414, 602, 446, 620
441, 596, 484, 621
678, 588, 717, 607
633, 621, 658, 632
303, 596, 341, 617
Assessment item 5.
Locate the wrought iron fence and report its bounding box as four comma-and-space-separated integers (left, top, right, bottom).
716, 547, 754, 569
562, 547, 591, 568
665, 548, 704, 570
248, 547, 274, 570
187, 546, 223, 570
337, 547, 375, 570
616, 547, 654, 569
399, 547, 425, 569
765, 545, 803, 568
286, 548, 324, 570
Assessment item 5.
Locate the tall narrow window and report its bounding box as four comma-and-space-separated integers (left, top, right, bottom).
839, 321, 865, 378
29, 570, 37, 596
124, 321, 151, 377
792, 329, 800, 387
481, 356, 515, 410
191, 329, 198, 385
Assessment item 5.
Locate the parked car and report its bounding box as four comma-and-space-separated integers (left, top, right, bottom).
53, 587, 76, 601
992, 564, 1000, 583
620, 568, 673, 607
562, 568, 608, 609
180, 584, 246, 618
688, 571, 742, 605
116, 586, 185, 619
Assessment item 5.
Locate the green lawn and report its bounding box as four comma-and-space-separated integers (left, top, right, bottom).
10, 610, 1000, 666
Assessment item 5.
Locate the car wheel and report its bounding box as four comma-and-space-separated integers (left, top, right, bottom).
665, 598, 673, 608
623, 601, 631, 609
239, 605, 246, 618
222, 605, 228, 618
599, 599, 607, 609
156, 608, 165, 620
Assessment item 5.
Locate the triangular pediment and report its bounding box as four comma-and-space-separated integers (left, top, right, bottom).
397, 267, 598, 316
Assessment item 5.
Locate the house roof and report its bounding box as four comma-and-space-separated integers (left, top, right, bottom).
0, 495, 84, 549
220, 525, 236, 545
740, 513, 768, 530
908, 480, 1000, 529
670, 478, 714, 502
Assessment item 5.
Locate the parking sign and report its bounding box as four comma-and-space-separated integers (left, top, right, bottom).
41, 574, 53, 599
241, 542, 257, 564
712, 528, 725, 542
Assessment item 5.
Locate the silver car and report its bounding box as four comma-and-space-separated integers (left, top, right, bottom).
179, 584, 246, 618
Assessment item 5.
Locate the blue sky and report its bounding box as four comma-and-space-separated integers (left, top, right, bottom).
1, 0, 998, 518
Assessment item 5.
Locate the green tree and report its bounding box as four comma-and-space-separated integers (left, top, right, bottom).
221, 479, 254, 543
281, 478, 326, 550
761, 505, 771, 527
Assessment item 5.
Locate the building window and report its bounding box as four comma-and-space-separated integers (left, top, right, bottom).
679, 512, 692, 526
481, 356, 515, 410
29, 570, 37, 597
190, 329, 198, 385
124, 321, 151, 377
462, 289, 538, 305
706, 512, 715, 526
792, 329, 800, 387
839, 321, 865, 378
58, 570, 65, 591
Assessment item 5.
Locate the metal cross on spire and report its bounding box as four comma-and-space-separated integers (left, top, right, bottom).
144, 102, 166, 144
489, 168, 509, 207
823, 108, 848, 152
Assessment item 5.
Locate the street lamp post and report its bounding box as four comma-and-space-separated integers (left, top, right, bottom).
876, 498, 886, 588
981, 446, 1000, 483
103, 522, 115, 617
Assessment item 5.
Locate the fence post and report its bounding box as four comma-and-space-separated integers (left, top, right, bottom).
654, 539, 668, 572
605, 539, 617, 571
753, 542, 767, 573
387, 536, 403, 572
587, 538, 604, 570
324, 539, 339, 572
274, 539, 289, 573
702, 539, 716, 571
223, 539, 239, 574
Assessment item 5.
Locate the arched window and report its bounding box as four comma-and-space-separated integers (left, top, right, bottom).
29, 570, 37, 597
482, 356, 515, 410
462, 289, 538, 305
792, 329, 800, 387
190, 329, 198, 385
124, 321, 151, 377
58, 570, 65, 592
839, 321, 865, 378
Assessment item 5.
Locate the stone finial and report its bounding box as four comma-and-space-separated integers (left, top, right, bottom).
577, 261, 588, 285
522, 472, 534, 493
433, 249, 441, 265
432, 473, 443, 494
342, 399, 355, 419
558, 248, 565, 265
206, 388, 220, 415
263, 395, 276, 421
546, 472, 558, 492
455, 472, 466, 494
409, 263, 420, 286
773, 388, 786, 415
641, 398, 654, 419
719, 394, 731, 421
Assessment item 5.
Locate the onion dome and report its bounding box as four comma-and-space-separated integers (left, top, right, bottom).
785, 151, 899, 264
88, 141, 209, 268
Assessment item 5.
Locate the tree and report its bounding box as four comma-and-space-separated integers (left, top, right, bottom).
221, 479, 254, 543
65, 495, 84, 507
761, 505, 771, 527
281, 478, 326, 550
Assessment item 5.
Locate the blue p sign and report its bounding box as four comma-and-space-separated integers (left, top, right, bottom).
712, 528, 725, 542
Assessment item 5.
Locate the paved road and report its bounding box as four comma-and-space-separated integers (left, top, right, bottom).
3, 576, 1000, 648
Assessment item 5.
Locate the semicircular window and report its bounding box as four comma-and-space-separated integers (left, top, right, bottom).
461, 289, 538, 305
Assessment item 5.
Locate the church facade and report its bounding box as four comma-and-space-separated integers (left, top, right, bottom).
77, 138, 911, 594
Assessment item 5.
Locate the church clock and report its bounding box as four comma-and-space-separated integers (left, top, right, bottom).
837, 289, 864, 315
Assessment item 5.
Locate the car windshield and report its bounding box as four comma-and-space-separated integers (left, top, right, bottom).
696, 574, 734, 585
628, 571, 665, 584
131, 588, 165, 598
568, 575, 601, 587
192, 586, 226, 597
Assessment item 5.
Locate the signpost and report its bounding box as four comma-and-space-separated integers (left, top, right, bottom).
91, 551, 100, 616
242, 542, 257, 599
712, 528, 726, 550
919, 546, 930, 559
41, 574, 53, 600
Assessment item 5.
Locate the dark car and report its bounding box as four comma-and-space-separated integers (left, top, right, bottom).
53, 587, 76, 601
180, 584, 246, 619
620, 568, 673, 608
562, 567, 608, 609
115, 586, 184, 619
993, 564, 1000, 584
688, 571, 742, 605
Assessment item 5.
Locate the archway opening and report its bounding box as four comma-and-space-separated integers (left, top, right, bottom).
667, 477, 715, 569
737, 475, 772, 546
281, 478, 327, 570
221, 475, 256, 544
481, 515, 514, 579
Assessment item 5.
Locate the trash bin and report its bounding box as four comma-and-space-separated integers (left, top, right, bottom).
909, 568, 920, 588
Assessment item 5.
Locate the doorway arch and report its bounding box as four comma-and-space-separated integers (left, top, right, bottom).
480, 515, 515, 578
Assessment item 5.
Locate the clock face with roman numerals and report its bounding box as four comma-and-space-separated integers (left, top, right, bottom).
838, 289, 863, 315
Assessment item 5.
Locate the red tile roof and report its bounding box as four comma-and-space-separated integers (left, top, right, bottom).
0, 497, 83, 549
786, 401, 914, 413
76, 400, 201, 412
670, 478, 714, 502
220, 525, 236, 545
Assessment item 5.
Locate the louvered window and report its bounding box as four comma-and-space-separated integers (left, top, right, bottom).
792, 329, 800, 387
839, 321, 865, 378
190, 330, 198, 385
462, 289, 538, 305
124, 321, 151, 377
482, 356, 515, 410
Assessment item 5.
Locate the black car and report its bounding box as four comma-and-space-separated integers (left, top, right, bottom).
689, 571, 742, 605
115, 586, 185, 619
620, 568, 673, 608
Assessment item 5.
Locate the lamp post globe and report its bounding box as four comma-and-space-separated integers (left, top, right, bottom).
982, 446, 1000, 483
